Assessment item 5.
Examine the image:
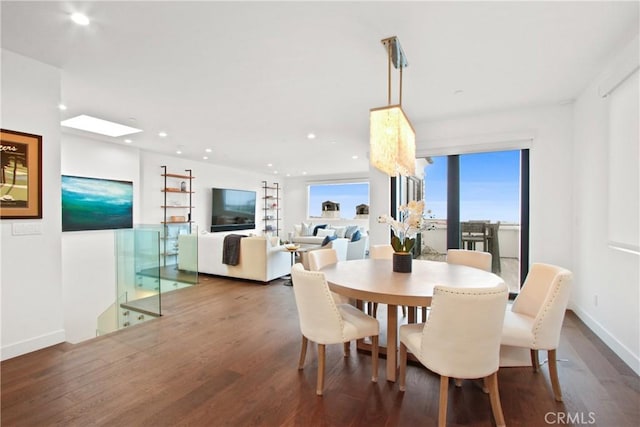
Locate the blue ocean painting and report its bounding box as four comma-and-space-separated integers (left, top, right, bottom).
62, 175, 133, 232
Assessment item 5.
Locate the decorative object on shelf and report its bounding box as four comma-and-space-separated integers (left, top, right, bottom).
180, 181, 186, 192
369, 36, 415, 177
378, 200, 431, 273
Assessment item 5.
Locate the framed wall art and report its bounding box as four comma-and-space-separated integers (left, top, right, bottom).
62, 175, 133, 232
0, 129, 43, 219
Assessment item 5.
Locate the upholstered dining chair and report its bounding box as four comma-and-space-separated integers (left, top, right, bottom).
447, 248, 492, 272
291, 263, 379, 396
368, 244, 407, 317
307, 248, 350, 305
501, 262, 573, 401
399, 284, 509, 427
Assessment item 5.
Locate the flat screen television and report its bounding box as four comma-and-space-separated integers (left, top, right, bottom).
210, 187, 256, 232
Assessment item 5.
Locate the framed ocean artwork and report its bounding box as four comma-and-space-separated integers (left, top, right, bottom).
62, 175, 133, 232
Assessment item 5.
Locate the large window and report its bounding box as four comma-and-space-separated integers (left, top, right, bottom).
307, 182, 369, 219
422, 149, 528, 294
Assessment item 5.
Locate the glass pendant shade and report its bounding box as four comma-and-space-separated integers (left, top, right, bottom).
370, 105, 416, 176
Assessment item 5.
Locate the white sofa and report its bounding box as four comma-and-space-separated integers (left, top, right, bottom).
291, 223, 369, 260
178, 233, 291, 282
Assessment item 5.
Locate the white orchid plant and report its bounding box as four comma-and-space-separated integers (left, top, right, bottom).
378, 200, 433, 253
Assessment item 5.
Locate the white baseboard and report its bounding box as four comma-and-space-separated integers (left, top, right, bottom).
1, 329, 65, 361
570, 306, 640, 375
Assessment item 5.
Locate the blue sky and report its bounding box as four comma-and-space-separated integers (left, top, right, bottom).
308, 182, 369, 218
425, 150, 521, 223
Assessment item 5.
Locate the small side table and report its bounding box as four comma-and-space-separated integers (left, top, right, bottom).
283, 245, 301, 286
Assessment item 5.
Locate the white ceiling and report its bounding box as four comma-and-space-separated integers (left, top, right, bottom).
2, 1, 638, 177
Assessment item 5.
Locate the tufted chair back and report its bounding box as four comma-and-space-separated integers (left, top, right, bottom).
308, 248, 338, 272
369, 244, 394, 259
510, 263, 573, 349
291, 264, 344, 344
419, 284, 509, 379
446, 249, 492, 272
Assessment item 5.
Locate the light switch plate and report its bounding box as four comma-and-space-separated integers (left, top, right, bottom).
12, 222, 42, 235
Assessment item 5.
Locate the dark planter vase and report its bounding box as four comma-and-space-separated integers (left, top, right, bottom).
392, 252, 412, 273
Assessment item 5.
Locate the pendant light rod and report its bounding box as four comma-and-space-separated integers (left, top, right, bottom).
382, 36, 408, 106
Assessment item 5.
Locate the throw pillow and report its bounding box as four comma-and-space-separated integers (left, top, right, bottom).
332, 226, 347, 238
321, 234, 338, 247
351, 229, 361, 242
301, 222, 314, 236
313, 224, 327, 236
344, 225, 358, 239
316, 228, 336, 238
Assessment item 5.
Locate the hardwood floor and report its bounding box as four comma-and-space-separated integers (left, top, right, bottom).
2, 275, 639, 426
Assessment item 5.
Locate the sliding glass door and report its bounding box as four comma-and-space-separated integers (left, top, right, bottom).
422, 149, 529, 294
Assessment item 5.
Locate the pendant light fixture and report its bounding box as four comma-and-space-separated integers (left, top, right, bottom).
369, 36, 416, 177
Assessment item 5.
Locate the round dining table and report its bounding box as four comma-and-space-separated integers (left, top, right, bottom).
321, 258, 505, 382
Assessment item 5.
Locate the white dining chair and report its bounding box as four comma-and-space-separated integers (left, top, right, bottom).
290, 263, 379, 395
501, 262, 573, 401
399, 283, 509, 427
446, 248, 492, 272
307, 248, 350, 305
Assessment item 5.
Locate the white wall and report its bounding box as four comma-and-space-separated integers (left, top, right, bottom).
59, 141, 278, 344
415, 104, 574, 271
60, 136, 141, 343
139, 151, 275, 233
1, 50, 65, 359
571, 34, 639, 374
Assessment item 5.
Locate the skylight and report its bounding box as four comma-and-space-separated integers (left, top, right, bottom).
61, 115, 142, 137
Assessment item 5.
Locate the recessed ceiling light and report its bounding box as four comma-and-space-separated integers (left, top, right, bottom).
302, 171, 307, 175
205, 148, 212, 153
70, 12, 90, 26
124, 139, 132, 144
58, 104, 67, 111
267, 163, 273, 167
286, 173, 291, 177
352, 155, 359, 159
158, 131, 168, 137
176, 150, 182, 154
273, 170, 279, 174
60, 115, 142, 137
307, 133, 316, 140
203, 156, 208, 160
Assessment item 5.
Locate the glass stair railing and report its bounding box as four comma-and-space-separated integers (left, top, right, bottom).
96, 225, 198, 336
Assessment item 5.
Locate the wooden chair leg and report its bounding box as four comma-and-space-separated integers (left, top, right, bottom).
482, 376, 489, 393
399, 342, 407, 391
530, 349, 540, 372
421, 307, 427, 322
548, 349, 563, 402
486, 372, 506, 427
316, 344, 325, 396
343, 341, 350, 356
438, 375, 449, 427
373, 302, 378, 316
371, 335, 379, 383
298, 336, 308, 370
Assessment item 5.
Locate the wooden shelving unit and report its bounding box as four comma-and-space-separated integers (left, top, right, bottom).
161, 166, 194, 266
261, 181, 281, 237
